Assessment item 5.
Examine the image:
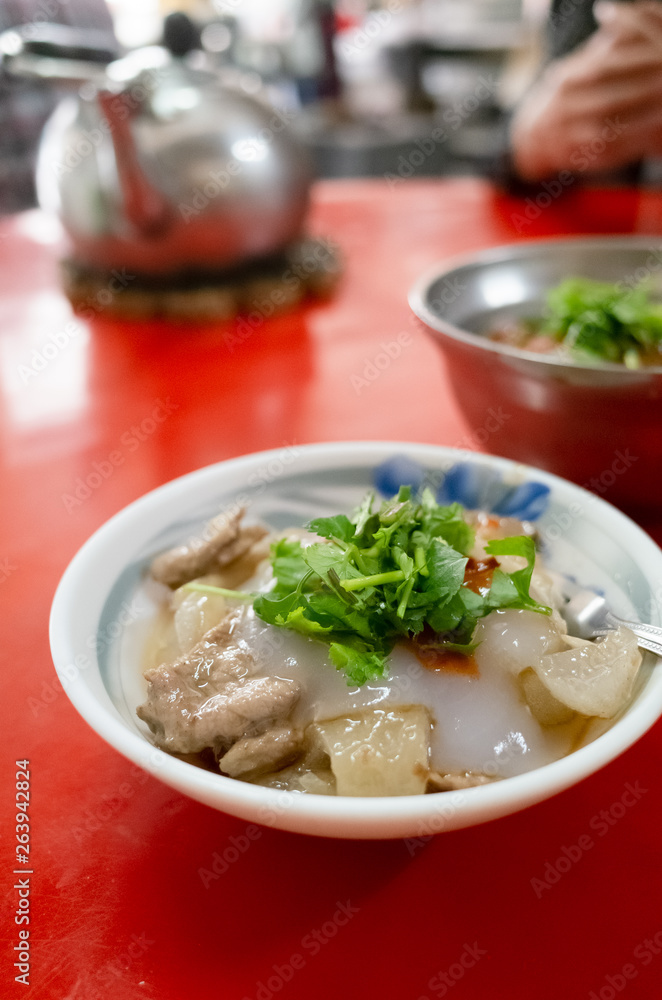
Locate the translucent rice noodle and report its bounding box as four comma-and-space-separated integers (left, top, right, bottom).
172, 584, 227, 653
310, 707, 431, 797
531, 627, 641, 718
519, 669, 576, 726
473, 608, 567, 677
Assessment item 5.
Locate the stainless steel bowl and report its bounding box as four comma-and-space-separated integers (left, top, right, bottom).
409, 236, 662, 513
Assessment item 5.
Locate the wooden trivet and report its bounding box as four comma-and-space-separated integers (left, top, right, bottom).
60, 236, 343, 322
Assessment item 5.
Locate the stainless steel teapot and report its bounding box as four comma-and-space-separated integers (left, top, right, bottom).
0, 22, 312, 276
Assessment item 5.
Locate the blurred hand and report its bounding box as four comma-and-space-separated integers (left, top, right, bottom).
510, 1, 662, 180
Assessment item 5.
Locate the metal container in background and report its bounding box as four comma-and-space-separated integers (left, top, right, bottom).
409, 237, 662, 513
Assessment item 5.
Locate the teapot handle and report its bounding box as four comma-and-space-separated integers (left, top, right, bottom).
2, 23, 172, 238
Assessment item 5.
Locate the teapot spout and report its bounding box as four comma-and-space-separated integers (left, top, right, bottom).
97, 89, 171, 236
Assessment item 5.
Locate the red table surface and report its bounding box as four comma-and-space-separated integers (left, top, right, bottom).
2, 178, 662, 1000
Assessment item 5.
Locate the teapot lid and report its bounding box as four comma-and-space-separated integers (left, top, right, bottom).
162, 12, 201, 58
0, 12, 208, 91
0, 22, 118, 84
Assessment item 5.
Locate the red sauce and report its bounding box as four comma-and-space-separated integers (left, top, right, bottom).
406, 626, 479, 677
462, 555, 499, 596
404, 556, 498, 676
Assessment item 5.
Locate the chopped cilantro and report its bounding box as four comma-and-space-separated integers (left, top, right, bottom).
252, 488, 551, 686
541, 277, 662, 368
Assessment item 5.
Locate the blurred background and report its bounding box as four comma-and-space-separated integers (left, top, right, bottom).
0, 0, 551, 213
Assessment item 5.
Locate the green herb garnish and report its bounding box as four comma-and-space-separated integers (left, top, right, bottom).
250, 488, 550, 687
542, 277, 662, 368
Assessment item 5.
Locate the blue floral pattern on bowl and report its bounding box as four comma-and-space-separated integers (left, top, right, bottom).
374, 456, 551, 522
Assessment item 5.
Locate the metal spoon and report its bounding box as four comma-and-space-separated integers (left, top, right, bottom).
559, 577, 662, 657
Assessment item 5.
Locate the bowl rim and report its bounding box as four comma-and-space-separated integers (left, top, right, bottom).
49, 441, 662, 839
408, 234, 662, 374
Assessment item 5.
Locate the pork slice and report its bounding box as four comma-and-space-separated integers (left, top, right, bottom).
212, 532, 272, 590
145, 616, 255, 689
150, 676, 299, 754
218, 725, 303, 778
137, 615, 300, 754
150, 507, 244, 588
215, 524, 268, 569
194, 681, 301, 755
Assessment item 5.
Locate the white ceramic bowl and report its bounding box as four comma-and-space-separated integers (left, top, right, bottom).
49, 442, 662, 839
